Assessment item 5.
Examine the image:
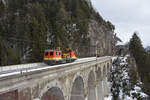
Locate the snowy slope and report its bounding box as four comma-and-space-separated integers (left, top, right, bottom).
105, 55, 148, 100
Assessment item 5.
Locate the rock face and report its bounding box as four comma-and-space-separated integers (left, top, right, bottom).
83, 0, 116, 57
78, 19, 116, 57
146, 46, 150, 54
115, 43, 129, 56
85, 0, 92, 7
1, 0, 7, 6
88, 20, 116, 56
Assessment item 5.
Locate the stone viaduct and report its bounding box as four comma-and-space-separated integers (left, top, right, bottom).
0, 57, 112, 100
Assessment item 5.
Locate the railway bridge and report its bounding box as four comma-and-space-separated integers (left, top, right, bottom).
0, 57, 112, 100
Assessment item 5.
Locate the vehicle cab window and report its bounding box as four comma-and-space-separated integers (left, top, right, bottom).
45, 52, 49, 56
50, 52, 53, 56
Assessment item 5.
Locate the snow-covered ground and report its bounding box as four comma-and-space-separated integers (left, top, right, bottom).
104, 94, 112, 100
105, 55, 148, 100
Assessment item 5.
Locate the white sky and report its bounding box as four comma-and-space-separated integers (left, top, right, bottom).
91, 0, 150, 47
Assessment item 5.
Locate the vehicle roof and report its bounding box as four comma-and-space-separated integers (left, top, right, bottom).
45, 49, 61, 52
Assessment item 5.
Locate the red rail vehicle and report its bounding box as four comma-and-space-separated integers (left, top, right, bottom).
44, 48, 77, 65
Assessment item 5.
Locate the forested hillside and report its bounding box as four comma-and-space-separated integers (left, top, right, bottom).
0, 0, 115, 66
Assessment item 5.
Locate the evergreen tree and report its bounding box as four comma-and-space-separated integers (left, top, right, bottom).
129, 32, 149, 79
0, 1, 4, 15
129, 32, 150, 95
55, 3, 70, 47
27, 2, 47, 62
0, 37, 21, 66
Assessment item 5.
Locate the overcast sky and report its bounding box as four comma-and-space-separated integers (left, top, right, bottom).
91, 0, 150, 47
